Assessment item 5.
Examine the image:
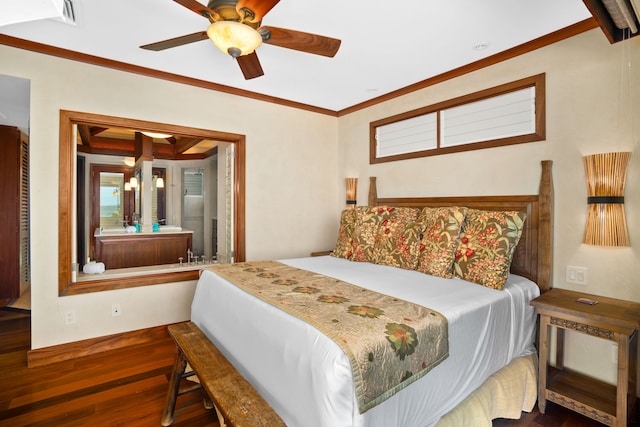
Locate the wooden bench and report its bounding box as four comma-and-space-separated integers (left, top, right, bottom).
161, 321, 286, 426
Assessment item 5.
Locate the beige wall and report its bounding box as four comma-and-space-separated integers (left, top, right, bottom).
1, 27, 638, 386
0, 44, 339, 349
337, 28, 640, 385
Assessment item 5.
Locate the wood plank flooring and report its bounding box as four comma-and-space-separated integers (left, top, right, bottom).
494, 405, 638, 427
0, 307, 636, 426
0, 308, 218, 426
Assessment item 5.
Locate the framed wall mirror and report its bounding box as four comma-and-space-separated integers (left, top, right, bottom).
58, 110, 245, 296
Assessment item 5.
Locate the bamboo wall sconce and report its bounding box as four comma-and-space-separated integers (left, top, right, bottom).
345, 178, 358, 209
583, 152, 631, 246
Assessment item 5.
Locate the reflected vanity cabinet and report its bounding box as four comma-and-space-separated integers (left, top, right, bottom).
0, 125, 30, 303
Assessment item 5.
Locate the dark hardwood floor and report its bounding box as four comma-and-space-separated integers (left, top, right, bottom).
494, 405, 638, 427
0, 307, 636, 426
0, 308, 218, 426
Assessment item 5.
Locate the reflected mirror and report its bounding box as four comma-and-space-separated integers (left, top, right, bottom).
59, 110, 245, 295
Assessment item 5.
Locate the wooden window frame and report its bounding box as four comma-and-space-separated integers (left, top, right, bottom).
58, 110, 246, 296
370, 74, 546, 164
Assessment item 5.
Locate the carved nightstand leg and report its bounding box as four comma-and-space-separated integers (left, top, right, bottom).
538, 314, 550, 414
617, 333, 630, 427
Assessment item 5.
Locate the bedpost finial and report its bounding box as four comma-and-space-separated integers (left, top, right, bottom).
368, 177, 377, 207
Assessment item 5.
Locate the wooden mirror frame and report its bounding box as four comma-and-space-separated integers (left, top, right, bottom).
58, 110, 246, 296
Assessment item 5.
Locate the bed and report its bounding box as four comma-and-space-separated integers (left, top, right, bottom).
190, 160, 553, 427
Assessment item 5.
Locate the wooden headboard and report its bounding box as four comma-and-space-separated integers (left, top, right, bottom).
368, 160, 554, 292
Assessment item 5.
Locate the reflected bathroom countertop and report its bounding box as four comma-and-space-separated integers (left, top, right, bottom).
75, 260, 218, 282
94, 226, 193, 237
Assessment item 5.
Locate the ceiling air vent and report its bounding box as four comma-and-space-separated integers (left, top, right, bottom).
601, 0, 638, 32
52, 0, 78, 25
0, 0, 76, 27
583, 0, 640, 42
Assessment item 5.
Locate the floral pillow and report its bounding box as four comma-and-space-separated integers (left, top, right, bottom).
371, 207, 420, 270
351, 206, 396, 262
331, 208, 357, 259
414, 207, 468, 278
453, 209, 527, 290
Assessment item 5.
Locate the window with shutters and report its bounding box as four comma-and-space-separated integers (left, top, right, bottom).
370, 74, 545, 164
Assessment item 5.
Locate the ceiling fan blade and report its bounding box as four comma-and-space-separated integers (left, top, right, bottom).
174, 0, 220, 21
140, 31, 208, 51
259, 26, 341, 57
237, 51, 264, 80
236, 0, 279, 23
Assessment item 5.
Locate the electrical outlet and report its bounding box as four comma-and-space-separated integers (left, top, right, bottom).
566, 266, 588, 285
112, 303, 121, 317
64, 310, 76, 325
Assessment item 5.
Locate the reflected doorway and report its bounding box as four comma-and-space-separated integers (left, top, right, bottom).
88, 164, 135, 260
182, 168, 205, 256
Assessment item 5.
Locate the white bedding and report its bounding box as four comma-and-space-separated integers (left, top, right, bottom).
191, 256, 539, 427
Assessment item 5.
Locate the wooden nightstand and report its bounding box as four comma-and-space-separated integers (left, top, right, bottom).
531, 288, 640, 426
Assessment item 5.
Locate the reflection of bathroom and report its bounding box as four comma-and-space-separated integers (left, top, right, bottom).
78, 141, 231, 273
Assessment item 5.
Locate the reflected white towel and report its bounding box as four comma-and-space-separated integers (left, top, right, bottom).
83, 262, 105, 274
125, 226, 136, 233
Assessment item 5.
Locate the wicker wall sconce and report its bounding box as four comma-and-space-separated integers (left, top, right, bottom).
345, 178, 358, 209
583, 152, 631, 246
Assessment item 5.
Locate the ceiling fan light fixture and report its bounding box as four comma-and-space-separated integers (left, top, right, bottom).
207, 21, 262, 57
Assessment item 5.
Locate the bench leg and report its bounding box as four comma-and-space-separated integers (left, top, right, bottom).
161, 348, 188, 426
202, 389, 214, 410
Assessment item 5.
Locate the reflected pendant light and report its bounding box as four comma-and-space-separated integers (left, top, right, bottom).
141, 131, 172, 139
583, 152, 631, 246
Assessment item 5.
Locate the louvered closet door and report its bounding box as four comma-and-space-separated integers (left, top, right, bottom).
19, 131, 30, 295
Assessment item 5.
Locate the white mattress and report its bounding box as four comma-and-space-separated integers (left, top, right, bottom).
191, 256, 539, 427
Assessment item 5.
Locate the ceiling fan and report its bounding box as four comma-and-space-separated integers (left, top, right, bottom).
140, 0, 341, 80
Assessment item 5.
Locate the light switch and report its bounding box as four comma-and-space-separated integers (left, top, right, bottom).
566, 266, 588, 286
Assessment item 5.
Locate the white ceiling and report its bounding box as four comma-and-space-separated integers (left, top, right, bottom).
0, 0, 593, 111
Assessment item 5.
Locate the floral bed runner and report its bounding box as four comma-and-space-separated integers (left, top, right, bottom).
207, 261, 449, 413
